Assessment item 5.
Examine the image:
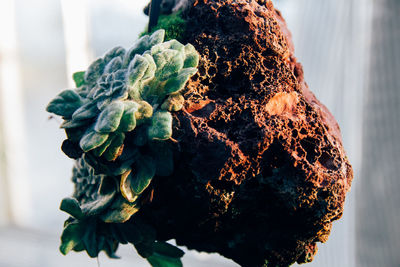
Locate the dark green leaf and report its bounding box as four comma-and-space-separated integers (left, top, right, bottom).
60, 197, 83, 219
82, 222, 98, 258
92, 134, 114, 157
149, 141, 173, 176
46, 90, 83, 118
72, 71, 85, 87
100, 196, 139, 223
103, 132, 125, 161
118, 223, 143, 244
80, 129, 109, 152
103, 238, 120, 258
153, 242, 184, 258
61, 119, 91, 129
80, 190, 115, 217
130, 155, 156, 195
60, 221, 85, 255
71, 101, 99, 121
147, 253, 183, 267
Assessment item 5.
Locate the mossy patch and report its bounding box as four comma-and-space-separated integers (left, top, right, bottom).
141, 11, 186, 42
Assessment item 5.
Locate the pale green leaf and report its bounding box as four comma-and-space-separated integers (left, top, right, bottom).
127, 55, 149, 86
94, 101, 124, 133
148, 111, 172, 140
104, 56, 123, 73
148, 29, 165, 47
84, 58, 105, 84
183, 44, 200, 68
103, 46, 126, 64
164, 67, 197, 94
161, 93, 184, 112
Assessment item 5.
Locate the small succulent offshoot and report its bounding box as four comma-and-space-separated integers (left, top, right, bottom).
46, 29, 199, 266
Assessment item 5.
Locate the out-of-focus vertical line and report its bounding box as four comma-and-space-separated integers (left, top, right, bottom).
0, 0, 31, 226
60, 0, 92, 87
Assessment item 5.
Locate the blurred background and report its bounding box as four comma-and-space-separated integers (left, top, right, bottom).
0, 0, 398, 266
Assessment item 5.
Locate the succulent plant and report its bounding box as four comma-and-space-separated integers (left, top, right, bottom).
47, 29, 199, 266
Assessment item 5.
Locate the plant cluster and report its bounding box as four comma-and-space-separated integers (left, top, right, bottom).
46, 29, 199, 266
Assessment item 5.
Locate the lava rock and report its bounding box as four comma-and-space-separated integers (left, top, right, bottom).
138, 1, 353, 266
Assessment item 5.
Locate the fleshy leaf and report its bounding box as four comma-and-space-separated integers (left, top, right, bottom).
46, 90, 83, 118
61, 119, 92, 129
118, 101, 139, 132
94, 101, 124, 133
92, 135, 114, 157
104, 57, 123, 74
80, 130, 109, 152
148, 111, 172, 140
149, 141, 173, 176
130, 155, 156, 195
103, 46, 126, 64
84, 58, 105, 85
135, 101, 153, 123
60, 197, 83, 219
183, 44, 200, 68
73, 71, 85, 87
147, 253, 183, 267
60, 221, 85, 255
127, 55, 150, 87
80, 190, 115, 217
100, 196, 139, 223
120, 170, 137, 202
72, 102, 99, 121
103, 132, 125, 161
82, 222, 98, 258
164, 67, 197, 94
153, 242, 184, 258
161, 93, 184, 112
123, 35, 150, 67
148, 29, 165, 47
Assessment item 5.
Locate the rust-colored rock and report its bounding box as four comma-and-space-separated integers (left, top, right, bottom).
138, 1, 353, 266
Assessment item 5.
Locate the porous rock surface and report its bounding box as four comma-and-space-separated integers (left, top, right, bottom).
138, 1, 353, 266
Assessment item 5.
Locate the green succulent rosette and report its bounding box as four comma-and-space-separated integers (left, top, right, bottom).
47, 29, 199, 266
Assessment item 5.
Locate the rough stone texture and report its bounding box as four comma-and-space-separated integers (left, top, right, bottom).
138, 1, 353, 266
